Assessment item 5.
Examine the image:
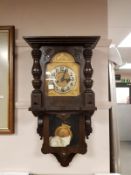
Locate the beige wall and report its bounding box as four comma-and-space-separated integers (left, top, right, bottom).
0, 0, 107, 39
0, 0, 109, 174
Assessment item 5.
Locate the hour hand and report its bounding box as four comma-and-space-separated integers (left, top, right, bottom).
65, 78, 70, 83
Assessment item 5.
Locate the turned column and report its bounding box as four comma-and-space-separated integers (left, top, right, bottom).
31, 47, 42, 110
83, 48, 95, 138
83, 48, 95, 106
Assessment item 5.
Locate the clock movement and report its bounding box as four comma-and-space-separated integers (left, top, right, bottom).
24, 36, 100, 166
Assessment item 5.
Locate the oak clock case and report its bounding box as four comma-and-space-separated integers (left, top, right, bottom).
24, 36, 100, 167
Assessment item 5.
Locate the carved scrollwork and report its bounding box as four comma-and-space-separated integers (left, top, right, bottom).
72, 48, 81, 62
41, 47, 55, 62
37, 117, 43, 139
85, 111, 94, 138
54, 153, 75, 167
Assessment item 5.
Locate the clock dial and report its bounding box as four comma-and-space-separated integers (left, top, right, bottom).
45, 52, 80, 96
48, 66, 76, 93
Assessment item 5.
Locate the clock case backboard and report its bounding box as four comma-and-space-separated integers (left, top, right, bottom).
24, 36, 100, 166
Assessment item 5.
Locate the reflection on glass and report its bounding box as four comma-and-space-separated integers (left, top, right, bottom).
116, 87, 130, 104
49, 123, 72, 147
49, 114, 79, 147
0, 31, 9, 129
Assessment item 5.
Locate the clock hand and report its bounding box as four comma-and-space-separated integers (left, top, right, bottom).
65, 77, 70, 83
61, 70, 66, 82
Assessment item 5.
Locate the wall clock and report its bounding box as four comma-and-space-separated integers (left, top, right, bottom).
24, 36, 100, 166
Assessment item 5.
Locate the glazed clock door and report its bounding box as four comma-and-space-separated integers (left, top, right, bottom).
44, 50, 82, 111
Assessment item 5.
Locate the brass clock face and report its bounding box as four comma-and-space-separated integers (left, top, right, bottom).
49, 66, 76, 94
45, 52, 80, 96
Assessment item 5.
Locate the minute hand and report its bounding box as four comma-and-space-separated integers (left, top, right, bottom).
61, 70, 66, 82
